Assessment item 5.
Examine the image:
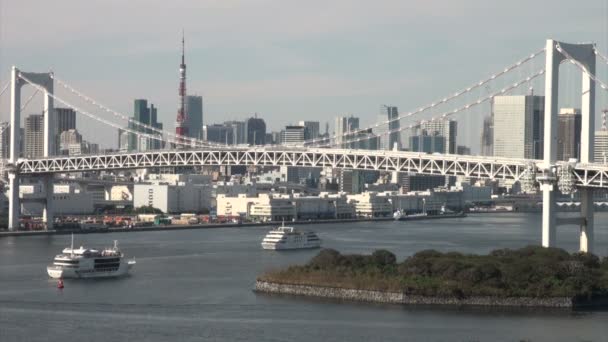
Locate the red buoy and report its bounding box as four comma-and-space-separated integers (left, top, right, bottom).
57, 279, 64, 289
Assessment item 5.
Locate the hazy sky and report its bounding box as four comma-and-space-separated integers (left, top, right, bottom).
1, 0, 607, 148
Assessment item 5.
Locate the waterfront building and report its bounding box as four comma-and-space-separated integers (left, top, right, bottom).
334, 115, 360, 148
186, 95, 203, 139
493, 95, 545, 159
399, 174, 448, 192
419, 119, 457, 154
216, 192, 355, 221
557, 108, 581, 161
24, 114, 44, 158
377, 105, 401, 150
346, 192, 393, 217
281, 125, 305, 146
246, 115, 266, 145
21, 183, 94, 215
133, 182, 212, 214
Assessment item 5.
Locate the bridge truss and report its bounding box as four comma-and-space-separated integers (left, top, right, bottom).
13, 147, 608, 189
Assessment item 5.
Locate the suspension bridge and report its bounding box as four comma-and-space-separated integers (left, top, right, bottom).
2, 39, 608, 253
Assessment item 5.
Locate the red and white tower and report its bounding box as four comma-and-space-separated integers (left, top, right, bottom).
175, 31, 189, 144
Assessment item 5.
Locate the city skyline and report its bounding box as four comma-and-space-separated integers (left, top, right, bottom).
2, 1, 608, 150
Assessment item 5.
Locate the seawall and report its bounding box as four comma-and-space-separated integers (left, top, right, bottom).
0, 213, 465, 237
254, 280, 575, 308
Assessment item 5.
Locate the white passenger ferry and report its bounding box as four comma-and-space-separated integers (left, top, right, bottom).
47, 235, 136, 279
261, 223, 321, 250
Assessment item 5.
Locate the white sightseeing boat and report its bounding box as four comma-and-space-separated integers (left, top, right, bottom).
47, 235, 136, 279
261, 223, 321, 250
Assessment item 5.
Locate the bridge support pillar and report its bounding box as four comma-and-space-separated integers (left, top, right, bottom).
8, 172, 20, 231
43, 175, 54, 230
579, 188, 594, 253
540, 181, 556, 248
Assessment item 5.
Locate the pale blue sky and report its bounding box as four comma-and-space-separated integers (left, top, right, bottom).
1, 0, 607, 149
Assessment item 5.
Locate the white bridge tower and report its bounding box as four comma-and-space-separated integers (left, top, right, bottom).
542, 39, 596, 253
7, 67, 55, 231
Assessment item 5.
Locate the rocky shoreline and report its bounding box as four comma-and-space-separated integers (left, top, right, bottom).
254, 280, 579, 308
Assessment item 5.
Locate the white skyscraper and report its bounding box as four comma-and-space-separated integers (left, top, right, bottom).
334, 116, 359, 148
493, 95, 544, 159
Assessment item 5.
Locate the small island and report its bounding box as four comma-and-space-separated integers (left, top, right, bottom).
256, 246, 608, 308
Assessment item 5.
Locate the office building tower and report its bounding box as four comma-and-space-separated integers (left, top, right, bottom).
334, 115, 359, 147
481, 114, 494, 156
493, 95, 544, 159
419, 119, 457, 154
595, 130, 608, 164
203, 124, 235, 145
339, 169, 364, 194
24, 114, 44, 158
281, 125, 305, 146
186, 95, 203, 139
557, 108, 581, 161
246, 116, 266, 145
298, 121, 320, 141
224, 120, 246, 144
128, 99, 163, 151
377, 105, 401, 150
59, 129, 83, 155
55, 108, 76, 134
0, 122, 9, 160
349, 128, 379, 150
409, 133, 445, 153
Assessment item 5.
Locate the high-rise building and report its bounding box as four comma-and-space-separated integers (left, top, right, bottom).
339, 169, 364, 194
224, 120, 246, 144
281, 125, 305, 145
418, 119, 457, 154
480, 114, 494, 156
377, 105, 401, 150
347, 128, 379, 150
59, 129, 83, 155
55, 108, 76, 134
203, 124, 234, 145
493, 95, 544, 159
595, 130, 608, 164
186, 95, 203, 139
128, 99, 163, 151
24, 114, 44, 158
0, 122, 9, 160
409, 133, 445, 153
246, 116, 266, 145
557, 108, 581, 161
298, 121, 320, 141
334, 115, 359, 147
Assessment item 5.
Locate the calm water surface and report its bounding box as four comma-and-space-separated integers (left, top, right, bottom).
1, 213, 607, 341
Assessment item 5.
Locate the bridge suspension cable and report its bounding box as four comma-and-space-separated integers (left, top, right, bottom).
316, 68, 546, 148
0, 81, 9, 98
304, 47, 546, 147
18, 73, 199, 148
561, 44, 608, 91
51, 75, 225, 148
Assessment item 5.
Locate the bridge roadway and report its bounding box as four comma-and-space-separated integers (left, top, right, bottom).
11, 147, 608, 189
